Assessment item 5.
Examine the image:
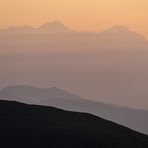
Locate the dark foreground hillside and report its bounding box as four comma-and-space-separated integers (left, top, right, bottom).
0, 100, 148, 148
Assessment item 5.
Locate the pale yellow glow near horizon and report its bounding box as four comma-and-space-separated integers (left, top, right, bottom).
0, 0, 148, 38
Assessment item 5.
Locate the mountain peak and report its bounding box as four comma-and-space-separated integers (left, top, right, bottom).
98, 25, 135, 37
40, 21, 64, 28
104, 25, 131, 34
48, 86, 63, 91
50, 20, 65, 25
110, 25, 129, 31
39, 21, 74, 33
99, 25, 147, 42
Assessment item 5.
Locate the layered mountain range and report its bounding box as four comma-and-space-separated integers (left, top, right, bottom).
0, 21, 148, 53
0, 85, 148, 135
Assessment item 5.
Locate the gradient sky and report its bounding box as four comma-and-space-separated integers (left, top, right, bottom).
0, 0, 148, 38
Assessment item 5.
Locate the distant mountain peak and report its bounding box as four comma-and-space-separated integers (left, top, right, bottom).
47, 86, 73, 94
110, 25, 129, 31
39, 21, 74, 33
50, 20, 65, 26
40, 21, 65, 28
48, 86, 62, 91
99, 25, 147, 42
103, 25, 131, 34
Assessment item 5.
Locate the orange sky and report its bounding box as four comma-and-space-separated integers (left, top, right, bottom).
0, 0, 148, 38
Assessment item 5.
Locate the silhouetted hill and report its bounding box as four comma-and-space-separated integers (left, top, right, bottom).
0, 85, 148, 135
43, 98, 148, 135
0, 100, 148, 148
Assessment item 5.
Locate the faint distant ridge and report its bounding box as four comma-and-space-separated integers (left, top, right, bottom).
104, 25, 130, 33
99, 25, 147, 42
0, 21, 146, 37
1, 21, 76, 34
0, 21, 148, 50
1, 85, 84, 102
38, 20, 76, 33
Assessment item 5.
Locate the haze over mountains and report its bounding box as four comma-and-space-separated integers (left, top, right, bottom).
0, 21, 148, 53
0, 85, 148, 135
1, 21, 148, 109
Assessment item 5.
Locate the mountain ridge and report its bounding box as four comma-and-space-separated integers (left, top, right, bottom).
0, 85, 148, 135
0, 21, 146, 39
1, 85, 84, 101
0, 100, 148, 148
0, 21, 147, 52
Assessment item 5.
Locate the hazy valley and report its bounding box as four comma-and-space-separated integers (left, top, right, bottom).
1, 21, 148, 109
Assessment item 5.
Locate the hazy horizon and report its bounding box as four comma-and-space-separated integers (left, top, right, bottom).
0, 21, 147, 39
1, 0, 148, 144
1, 0, 148, 38
1, 0, 148, 110
0, 21, 148, 110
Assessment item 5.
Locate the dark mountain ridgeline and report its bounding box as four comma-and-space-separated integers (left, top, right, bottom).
0, 100, 148, 148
